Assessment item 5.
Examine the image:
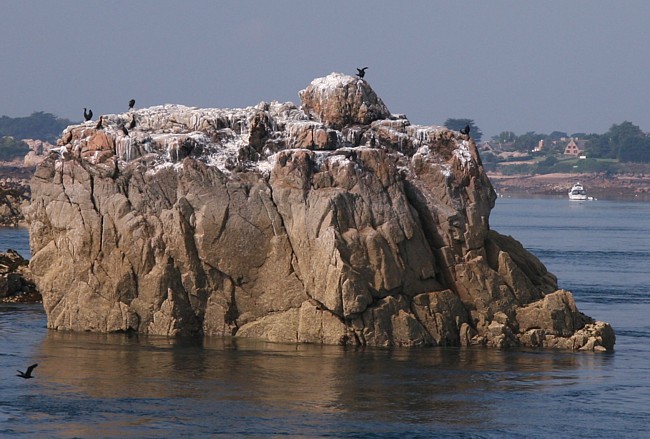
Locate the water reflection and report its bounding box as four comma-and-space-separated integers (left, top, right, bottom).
35, 330, 614, 433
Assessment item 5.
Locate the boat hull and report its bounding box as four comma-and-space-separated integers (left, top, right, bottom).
568, 182, 588, 200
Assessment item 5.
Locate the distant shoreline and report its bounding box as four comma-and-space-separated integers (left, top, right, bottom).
3, 165, 650, 203
488, 172, 650, 201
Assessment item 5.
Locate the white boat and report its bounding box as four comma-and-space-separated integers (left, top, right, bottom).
568, 182, 588, 200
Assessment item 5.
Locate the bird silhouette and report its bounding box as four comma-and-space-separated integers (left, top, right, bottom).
84, 108, 93, 121
128, 115, 136, 130
17, 363, 38, 379
356, 67, 368, 78
460, 124, 471, 136
128, 99, 135, 110
95, 116, 104, 130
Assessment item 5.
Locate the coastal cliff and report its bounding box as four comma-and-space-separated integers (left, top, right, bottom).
25, 73, 614, 350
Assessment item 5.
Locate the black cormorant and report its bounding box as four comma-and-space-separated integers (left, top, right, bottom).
460, 124, 470, 136
128, 115, 136, 130
96, 116, 103, 130
17, 364, 38, 379
356, 67, 368, 78
128, 99, 135, 110
84, 108, 93, 121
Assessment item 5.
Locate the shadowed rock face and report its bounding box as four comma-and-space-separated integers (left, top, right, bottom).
0, 180, 30, 226
25, 73, 614, 350
0, 250, 39, 302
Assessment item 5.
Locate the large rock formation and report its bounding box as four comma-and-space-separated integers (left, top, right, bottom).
25, 73, 614, 350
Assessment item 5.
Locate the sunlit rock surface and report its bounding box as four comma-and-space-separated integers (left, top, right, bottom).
26, 73, 614, 350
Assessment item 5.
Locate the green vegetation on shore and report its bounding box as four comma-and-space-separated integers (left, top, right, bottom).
471, 120, 650, 176
491, 156, 650, 176
0, 136, 29, 161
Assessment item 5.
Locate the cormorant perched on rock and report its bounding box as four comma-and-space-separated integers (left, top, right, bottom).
84, 108, 93, 121
95, 116, 104, 130
17, 364, 38, 379
121, 125, 129, 136
128, 99, 135, 110
128, 115, 136, 130
460, 124, 470, 136
356, 67, 368, 78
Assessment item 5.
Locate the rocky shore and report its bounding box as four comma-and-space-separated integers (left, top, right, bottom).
0, 250, 40, 303
0, 174, 30, 226
25, 73, 614, 350
490, 172, 650, 200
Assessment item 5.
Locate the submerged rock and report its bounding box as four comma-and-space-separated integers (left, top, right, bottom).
25, 73, 614, 350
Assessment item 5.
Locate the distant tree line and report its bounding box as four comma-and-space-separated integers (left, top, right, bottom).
0, 136, 29, 161
490, 121, 650, 163
0, 111, 74, 144
584, 121, 650, 163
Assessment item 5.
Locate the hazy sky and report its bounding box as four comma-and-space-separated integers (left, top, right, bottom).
2, 1, 650, 139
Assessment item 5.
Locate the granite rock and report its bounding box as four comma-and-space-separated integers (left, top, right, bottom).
25, 73, 614, 350
0, 250, 39, 302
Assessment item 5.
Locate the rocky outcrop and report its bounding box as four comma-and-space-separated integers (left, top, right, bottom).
0, 250, 40, 303
25, 73, 614, 350
0, 178, 30, 226
23, 139, 54, 168
298, 72, 391, 129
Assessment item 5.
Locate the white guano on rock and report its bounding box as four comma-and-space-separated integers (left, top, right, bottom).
26, 73, 614, 351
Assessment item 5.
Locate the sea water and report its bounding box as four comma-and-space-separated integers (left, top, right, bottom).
1, 198, 649, 438
0, 226, 30, 259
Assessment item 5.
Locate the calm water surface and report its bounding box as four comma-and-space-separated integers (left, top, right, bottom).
1, 198, 649, 437
0, 226, 30, 259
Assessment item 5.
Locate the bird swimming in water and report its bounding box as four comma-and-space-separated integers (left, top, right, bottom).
17, 364, 38, 379
460, 124, 471, 136
121, 125, 129, 136
128, 115, 136, 130
356, 67, 368, 78
84, 108, 93, 121
96, 116, 104, 130
128, 99, 135, 110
